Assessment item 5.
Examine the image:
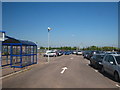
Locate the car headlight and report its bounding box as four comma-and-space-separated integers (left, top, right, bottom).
98, 62, 102, 65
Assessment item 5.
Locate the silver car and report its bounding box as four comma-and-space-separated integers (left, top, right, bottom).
102, 54, 120, 82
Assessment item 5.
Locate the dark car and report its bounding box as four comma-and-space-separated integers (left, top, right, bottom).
64, 51, 71, 55
83, 51, 90, 58
87, 51, 100, 60
90, 54, 105, 69
56, 51, 63, 56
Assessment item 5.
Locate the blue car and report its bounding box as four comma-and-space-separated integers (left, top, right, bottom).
64, 51, 71, 55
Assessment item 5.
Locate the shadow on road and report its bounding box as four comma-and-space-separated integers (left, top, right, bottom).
88, 64, 118, 83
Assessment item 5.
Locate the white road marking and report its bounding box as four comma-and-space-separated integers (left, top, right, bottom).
70, 57, 73, 59
61, 67, 68, 74
0, 68, 30, 79
94, 70, 98, 72
116, 84, 120, 87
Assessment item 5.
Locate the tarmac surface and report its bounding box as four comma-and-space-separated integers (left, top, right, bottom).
2, 54, 120, 88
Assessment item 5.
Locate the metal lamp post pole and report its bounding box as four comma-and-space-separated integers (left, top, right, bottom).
0, 31, 5, 66
0, 31, 5, 90
48, 30, 50, 62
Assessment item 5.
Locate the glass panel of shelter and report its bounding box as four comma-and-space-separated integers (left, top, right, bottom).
2, 45, 37, 67
2, 45, 11, 66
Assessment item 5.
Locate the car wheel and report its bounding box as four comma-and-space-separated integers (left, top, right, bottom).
101, 67, 105, 73
94, 64, 98, 69
90, 60, 92, 66
114, 72, 119, 82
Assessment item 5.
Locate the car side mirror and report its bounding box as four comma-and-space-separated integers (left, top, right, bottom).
110, 61, 114, 65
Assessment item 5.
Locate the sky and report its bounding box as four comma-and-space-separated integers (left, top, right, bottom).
2, 2, 118, 48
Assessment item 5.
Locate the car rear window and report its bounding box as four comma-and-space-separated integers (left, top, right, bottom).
115, 56, 120, 64
96, 55, 104, 59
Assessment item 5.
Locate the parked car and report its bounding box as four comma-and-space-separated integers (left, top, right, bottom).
102, 54, 120, 82
112, 52, 120, 54
57, 51, 63, 56
86, 51, 100, 60
76, 50, 83, 55
64, 51, 71, 55
44, 50, 57, 57
72, 51, 77, 54
83, 51, 90, 58
90, 54, 105, 69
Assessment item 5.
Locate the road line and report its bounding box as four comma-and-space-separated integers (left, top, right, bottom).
94, 70, 98, 72
70, 57, 73, 59
0, 68, 30, 79
116, 84, 120, 87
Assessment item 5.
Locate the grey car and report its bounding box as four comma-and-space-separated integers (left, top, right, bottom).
102, 54, 120, 82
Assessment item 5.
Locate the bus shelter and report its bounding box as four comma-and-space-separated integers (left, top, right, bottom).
2, 36, 37, 68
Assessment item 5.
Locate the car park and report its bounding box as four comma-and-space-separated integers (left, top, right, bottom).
102, 54, 120, 82
90, 54, 105, 69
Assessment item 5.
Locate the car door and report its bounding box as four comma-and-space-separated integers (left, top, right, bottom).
103, 55, 110, 72
107, 55, 116, 75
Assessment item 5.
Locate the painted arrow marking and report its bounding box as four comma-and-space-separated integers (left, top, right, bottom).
61, 67, 68, 74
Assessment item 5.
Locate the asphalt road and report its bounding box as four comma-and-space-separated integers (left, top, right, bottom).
2, 55, 120, 88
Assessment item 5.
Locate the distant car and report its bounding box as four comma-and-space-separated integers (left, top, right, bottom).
72, 51, 77, 54
104, 51, 120, 55
90, 54, 105, 69
105, 52, 115, 55
57, 51, 63, 56
102, 54, 120, 82
44, 50, 57, 57
116, 52, 120, 54
83, 51, 90, 58
86, 51, 100, 60
64, 51, 71, 55
112, 52, 120, 54
76, 51, 82, 55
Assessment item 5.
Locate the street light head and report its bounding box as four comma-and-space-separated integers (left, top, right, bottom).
0, 31, 5, 41
48, 27, 52, 30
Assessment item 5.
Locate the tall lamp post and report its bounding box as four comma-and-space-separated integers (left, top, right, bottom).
47, 27, 52, 62
0, 31, 5, 89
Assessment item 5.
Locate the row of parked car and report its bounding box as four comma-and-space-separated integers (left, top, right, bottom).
83, 50, 120, 82
43, 50, 83, 57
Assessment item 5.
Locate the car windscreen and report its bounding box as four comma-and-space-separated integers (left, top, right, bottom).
115, 56, 120, 64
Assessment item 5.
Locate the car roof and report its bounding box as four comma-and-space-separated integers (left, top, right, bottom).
94, 54, 105, 55
108, 54, 120, 56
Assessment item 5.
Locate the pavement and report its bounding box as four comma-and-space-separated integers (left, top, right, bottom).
2, 54, 120, 88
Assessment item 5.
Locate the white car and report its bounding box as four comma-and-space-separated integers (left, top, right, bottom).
44, 50, 57, 57
73, 51, 77, 54
102, 54, 120, 82
76, 51, 83, 55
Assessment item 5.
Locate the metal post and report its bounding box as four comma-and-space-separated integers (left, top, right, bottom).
48, 31, 50, 62
0, 41, 2, 67
0, 41, 2, 90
